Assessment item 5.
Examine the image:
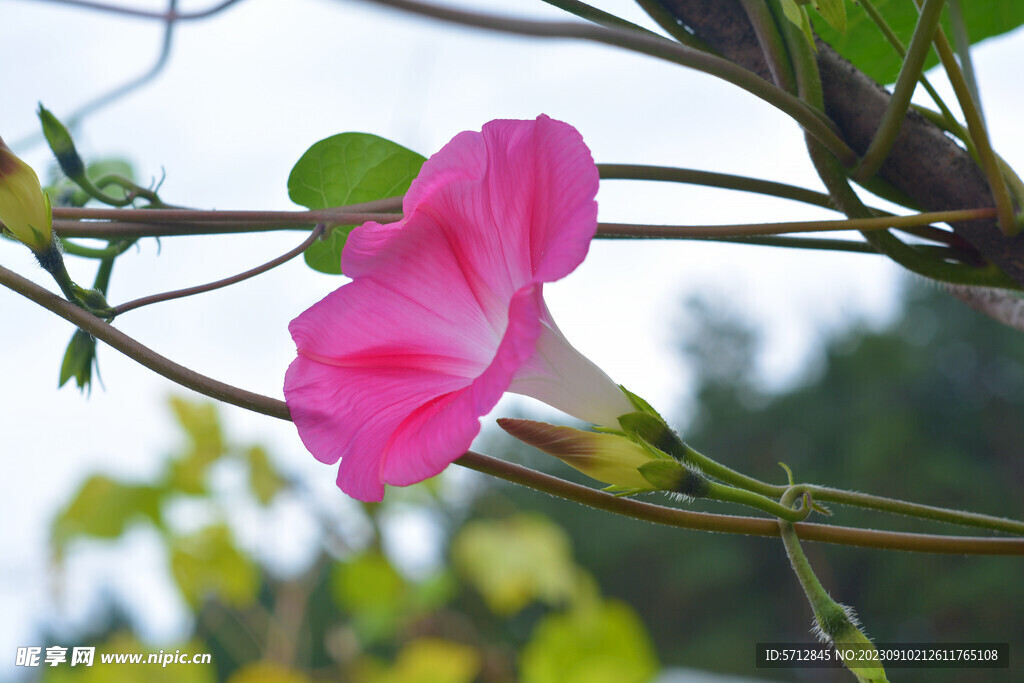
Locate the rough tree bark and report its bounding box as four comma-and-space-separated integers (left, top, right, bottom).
655, 0, 1024, 287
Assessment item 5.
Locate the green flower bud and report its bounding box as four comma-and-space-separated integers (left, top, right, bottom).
637, 460, 710, 497
816, 603, 888, 682
38, 104, 86, 179
0, 136, 53, 253
498, 418, 662, 491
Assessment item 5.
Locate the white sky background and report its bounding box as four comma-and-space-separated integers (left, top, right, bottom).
2, 0, 1024, 676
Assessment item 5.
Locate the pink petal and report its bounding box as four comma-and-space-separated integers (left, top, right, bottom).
286, 115, 609, 501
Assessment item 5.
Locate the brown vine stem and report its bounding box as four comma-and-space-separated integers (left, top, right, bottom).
111, 224, 326, 316
2, 263, 1023, 555
354, 0, 856, 166
50, 205, 995, 242
596, 208, 996, 239
31, 0, 246, 21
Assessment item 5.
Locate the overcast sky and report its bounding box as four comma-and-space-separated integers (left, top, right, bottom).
3, 0, 1024, 677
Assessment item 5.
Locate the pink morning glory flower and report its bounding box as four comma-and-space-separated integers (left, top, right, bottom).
284, 115, 634, 501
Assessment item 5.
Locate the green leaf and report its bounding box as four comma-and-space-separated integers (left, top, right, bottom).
813, 1, 1024, 84
287, 133, 424, 275
166, 398, 226, 495
331, 550, 414, 642
520, 600, 659, 683
46, 158, 135, 207
52, 476, 164, 552
245, 445, 284, 505
59, 328, 97, 393
451, 514, 578, 616
812, 0, 847, 34
361, 639, 481, 683
170, 524, 259, 609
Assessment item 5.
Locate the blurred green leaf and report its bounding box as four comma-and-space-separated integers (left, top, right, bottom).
170, 524, 259, 608
46, 158, 135, 207
813, 1, 1024, 84
520, 600, 659, 683
41, 634, 215, 683
245, 445, 284, 505
166, 397, 226, 494
452, 513, 578, 616
333, 550, 407, 612
331, 550, 409, 642
358, 638, 481, 683
52, 476, 163, 552
287, 133, 424, 275
331, 550, 455, 643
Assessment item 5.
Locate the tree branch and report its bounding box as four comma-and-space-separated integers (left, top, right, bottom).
653, 0, 1024, 286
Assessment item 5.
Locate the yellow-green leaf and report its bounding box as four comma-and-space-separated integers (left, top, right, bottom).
246, 446, 284, 505
451, 514, 578, 616
360, 639, 481, 683
52, 476, 163, 551
166, 398, 226, 494
170, 524, 259, 608
813, 0, 847, 34
521, 600, 659, 683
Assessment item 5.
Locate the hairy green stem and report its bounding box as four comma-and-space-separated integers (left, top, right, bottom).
782, 13, 1018, 289
860, 0, 965, 148
916, 0, 1016, 235
806, 485, 1024, 536
853, 0, 944, 183
706, 480, 809, 522
740, 0, 795, 93
947, 0, 983, 126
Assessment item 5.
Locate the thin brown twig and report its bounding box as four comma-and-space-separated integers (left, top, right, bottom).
28, 0, 246, 21
112, 224, 326, 316
2, 263, 1022, 555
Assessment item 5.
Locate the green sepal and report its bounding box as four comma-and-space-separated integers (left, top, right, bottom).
618, 385, 664, 420
617, 412, 688, 462
638, 461, 711, 497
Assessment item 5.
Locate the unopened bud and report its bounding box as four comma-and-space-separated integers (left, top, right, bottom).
0, 136, 53, 253
38, 104, 86, 179
498, 418, 660, 491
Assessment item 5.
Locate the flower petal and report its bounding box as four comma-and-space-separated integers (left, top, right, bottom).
286, 115, 609, 500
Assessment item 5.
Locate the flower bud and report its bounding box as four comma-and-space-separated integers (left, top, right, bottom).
498, 417, 663, 491
38, 104, 85, 179
0, 136, 53, 253
816, 603, 888, 682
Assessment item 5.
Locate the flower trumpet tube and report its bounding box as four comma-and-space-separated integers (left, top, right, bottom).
0, 136, 53, 256
285, 115, 634, 501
